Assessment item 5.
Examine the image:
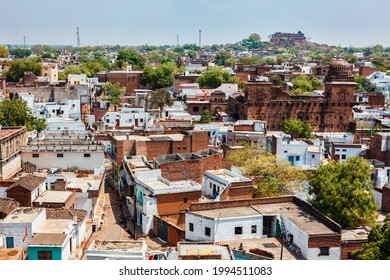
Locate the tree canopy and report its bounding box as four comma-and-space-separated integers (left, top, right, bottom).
308, 156, 378, 229
0, 99, 46, 132
350, 214, 390, 260
226, 147, 307, 197
215, 51, 235, 66
103, 82, 125, 105
149, 88, 173, 118
283, 118, 313, 139
9, 48, 32, 58
115, 50, 146, 69
290, 75, 322, 95
354, 75, 376, 92
0, 46, 9, 58
6, 58, 42, 82
141, 62, 176, 90
199, 109, 213, 123
196, 67, 238, 89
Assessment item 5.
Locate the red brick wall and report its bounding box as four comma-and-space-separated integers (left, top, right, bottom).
172, 136, 191, 154
359, 66, 379, 77
153, 216, 185, 246
221, 185, 254, 201
190, 131, 209, 152
145, 141, 172, 161
369, 134, 390, 165
308, 234, 342, 248
340, 241, 367, 260
234, 125, 255, 131
6, 187, 32, 207
368, 94, 385, 108
382, 186, 390, 213
156, 191, 201, 215
173, 76, 198, 93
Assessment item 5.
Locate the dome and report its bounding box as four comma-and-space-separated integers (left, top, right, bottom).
325, 59, 354, 82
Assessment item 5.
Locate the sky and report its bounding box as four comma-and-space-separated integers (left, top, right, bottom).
3, 0, 390, 47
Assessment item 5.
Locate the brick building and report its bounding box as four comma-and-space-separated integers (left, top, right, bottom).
229, 59, 360, 132
95, 70, 143, 97
0, 198, 19, 219
6, 175, 46, 207
0, 126, 28, 179
270, 31, 307, 46
369, 132, 390, 166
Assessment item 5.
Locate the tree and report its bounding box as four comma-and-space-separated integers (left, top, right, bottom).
0, 99, 46, 132
199, 109, 212, 123
276, 55, 284, 65
187, 50, 197, 59
226, 147, 307, 197
9, 48, 31, 58
308, 156, 378, 229
149, 88, 173, 118
290, 75, 322, 95
248, 33, 261, 42
5, 58, 42, 82
116, 50, 146, 69
350, 214, 390, 260
264, 57, 275, 65
196, 67, 238, 88
354, 75, 376, 92
241, 56, 263, 65
104, 82, 125, 105
215, 51, 234, 66
283, 118, 313, 139
141, 62, 175, 90
0, 46, 9, 58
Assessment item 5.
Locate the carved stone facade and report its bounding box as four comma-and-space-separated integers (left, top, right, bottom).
229, 59, 358, 132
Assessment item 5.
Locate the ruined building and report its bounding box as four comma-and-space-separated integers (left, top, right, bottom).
228, 59, 359, 132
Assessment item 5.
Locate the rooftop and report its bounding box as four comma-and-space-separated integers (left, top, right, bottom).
205, 169, 251, 184
0, 127, 25, 141
178, 242, 233, 260
46, 208, 87, 224
28, 233, 67, 246
7, 174, 45, 191
36, 219, 73, 234
1, 207, 45, 224
89, 240, 145, 252
34, 191, 74, 204
0, 248, 24, 260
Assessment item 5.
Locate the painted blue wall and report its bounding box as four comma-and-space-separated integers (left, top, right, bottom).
28, 246, 62, 260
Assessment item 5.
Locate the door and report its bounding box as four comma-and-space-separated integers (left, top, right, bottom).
288, 156, 294, 165
6, 237, 14, 248
157, 218, 168, 242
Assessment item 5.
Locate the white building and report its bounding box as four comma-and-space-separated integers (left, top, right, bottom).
68, 74, 87, 85
86, 240, 147, 260
33, 99, 81, 120
100, 107, 154, 130
0, 207, 46, 249
329, 143, 365, 163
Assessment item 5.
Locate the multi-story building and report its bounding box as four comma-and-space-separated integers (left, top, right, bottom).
0, 126, 28, 179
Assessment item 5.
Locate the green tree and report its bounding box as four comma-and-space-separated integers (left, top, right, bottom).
149, 88, 173, 118
141, 62, 175, 90
58, 65, 83, 80
241, 56, 263, 65
215, 51, 234, 66
0, 46, 9, 58
199, 109, 212, 123
116, 50, 146, 69
248, 33, 261, 42
264, 57, 275, 65
226, 147, 307, 197
6, 58, 42, 82
0, 99, 46, 132
80, 60, 105, 77
283, 118, 313, 139
354, 75, 376, 92
196, 67, 238, 88
187, 50, 197, 59
309, 156, 378, 229
290, 75, 321, 95
350, 214, 390, 260
104, 82, 125, 105
9, 48, 32, 58
276, 55, 284, 65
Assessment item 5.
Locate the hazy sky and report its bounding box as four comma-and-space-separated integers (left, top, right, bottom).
3, 0, 390, 47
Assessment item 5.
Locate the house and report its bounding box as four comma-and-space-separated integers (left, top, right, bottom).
369, 132, 390, 166
226, 120, 268, 151
100, 107, 154, 130
329, 143, 365, 163
0, 207, 47, 249
272, 133, 324, 168
86, 240, 147, 260
6, 175, 46, 207
0, 126, 28, 180
42, 63, 58, 82
202, 169, 253, 201
32, 190, 76, 209
185, 196, 343, 260
177, 241, 234, 260
133, 169, 202, 235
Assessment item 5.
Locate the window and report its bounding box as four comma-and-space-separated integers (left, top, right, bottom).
193, 106, 199, 112
284, 150, 288, 153
38, 251, 53, 260
210, 182, 212, 189
32, 154, 39, 158
295, 156, 300, 161
5, 237, 14, 248
341, 154, 346, 160
205, 227, 211, 236
57, 154, 64, 158
251, 225, 257, 234
84, 153, 91, 158
311, 154, 315, 159
189, 223, 194, 232
183, 197, 188, 204
235, 227, 243, 235
342, 149, 347, 152
319, 246, 330, 256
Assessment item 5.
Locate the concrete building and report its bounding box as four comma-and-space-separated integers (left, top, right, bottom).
86, 240, 147, 260
33, 99, 81, 120
177, 241, 234, 260
0, 207, 46, 249
32, 190, 76, 209
0, 126, 28, 180
329, 143, 365, 163
42, 63, 58, 82
185, 196, 343, 260
100, 107, 154, 130
68, 74, 87, 85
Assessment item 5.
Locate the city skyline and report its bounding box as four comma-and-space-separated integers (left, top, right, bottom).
2, 0, 390, 47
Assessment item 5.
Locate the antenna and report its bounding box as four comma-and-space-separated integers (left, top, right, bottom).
76, 27, 80, 47
176, 34, 179, 46
23, 36, 26, 48
198, 30, 202, 48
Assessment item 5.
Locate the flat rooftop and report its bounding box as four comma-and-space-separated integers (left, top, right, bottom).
0, 207, 45, 224
191, 206, 259, 219
34, 191, 73, 204
178, 243, 232, 260
0, 248, 24, 260
90, 240, 145, 252
206, 169, 251, 184
0, 127, 24, 141
37, 219, 73, 234
29, 233, 67, 246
